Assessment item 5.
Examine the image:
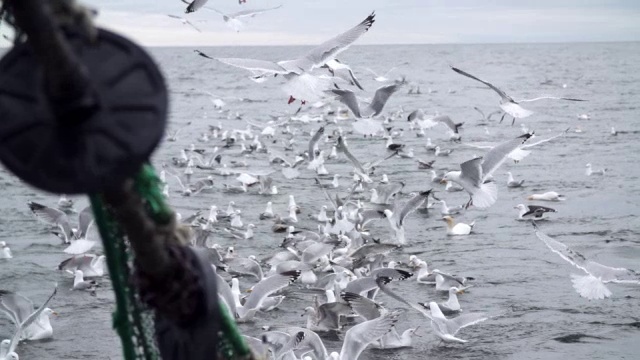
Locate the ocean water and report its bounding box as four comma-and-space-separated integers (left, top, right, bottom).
1, 42, 640, 360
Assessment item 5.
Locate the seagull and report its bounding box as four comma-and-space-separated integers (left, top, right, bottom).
216, 12, 376, 104
420, 287, 465, 315
209, 5, 283, 32
27, 202, 94, 245
441, 216, 475, 236
167, 121, 191, 142
507, 172, 524, 188
433, 270, 474, 292
327, 311, 402, 360
451, 66, 585, 125
514, 204, 556, 220
434, 146, 452, 157
58, 254, 106, 277
383, 190, 432, 244
329, 82, 402, 119
216, 270, 300, 322
194, 49, 214, 59
473, 106, 501, 123
0, 284, 58, 342
167, 14, 202, 32
533, 223, 640, 300
408, 111, 463, 141
0, 241, 11, 259
442, 133, 533, 208
428, 302, 488, 344
527, 191, 565, 201
365, 66, 398, 82
585, 163, 606, 176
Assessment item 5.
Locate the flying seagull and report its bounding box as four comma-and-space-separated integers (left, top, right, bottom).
329, 82, 402, 119
194, 49, 214, 59
442, 133, 533, 209
209, 5, 283, 32
533, 223, 640, 300
167, 14, 202, 32
215, 12, 376, 104
450, 66, 585, 125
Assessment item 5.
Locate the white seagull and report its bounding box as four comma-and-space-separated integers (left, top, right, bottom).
442, 133, 533, 208
329, 82, 402, 119
451, 66, 585, 125
210, 5, 283, 32
167, 14, 202, 32
216, 12, 376, 104
533, 223, 640, 300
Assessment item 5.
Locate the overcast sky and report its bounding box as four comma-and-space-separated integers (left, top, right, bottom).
80, 0, 640, 46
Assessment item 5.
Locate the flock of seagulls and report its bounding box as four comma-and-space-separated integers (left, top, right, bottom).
1, 4, 638, 360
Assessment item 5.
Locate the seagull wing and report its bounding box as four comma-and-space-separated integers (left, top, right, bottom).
481, 133, 533, 179
450, 66, 510, 101
516, 96, 586, 103
292, 12, 375, 72
473, 107, 486, 119
308, 126, 325, 161
407, 109, 425, 122
184, 19, 202, 32
521, 128, 569, 149
347, 67, 365, 90
365, 83, 401, 117
214, 271, 237, 315
243, 271, 300, 310
342, 292, 382, 320
77, 205, 93, 238
523, 205, 556, 217
226, 257, 263, 280
229, 5, 283, 19
186, 0, 210, 13
329, 88, 362, 118
433, 115, 461, 133
216, 57, 289, 74
340, 311, 400, 360
396, 190, 431, 226
336, 136, 365, 172
459, 157, 483, 188
446, 312, 488, 335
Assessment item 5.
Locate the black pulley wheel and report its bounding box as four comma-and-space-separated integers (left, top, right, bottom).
0, 28, 167, 194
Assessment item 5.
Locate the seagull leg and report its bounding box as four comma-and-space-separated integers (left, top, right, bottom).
287, 95, 296, 104
464, 196, 473, 209
499, 112, 506, 124
511, 116, 516, 126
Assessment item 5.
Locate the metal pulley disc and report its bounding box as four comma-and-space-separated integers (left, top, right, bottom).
0, 28, 167, 194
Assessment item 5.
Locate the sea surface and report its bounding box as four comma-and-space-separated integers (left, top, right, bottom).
1, 42, 640, 360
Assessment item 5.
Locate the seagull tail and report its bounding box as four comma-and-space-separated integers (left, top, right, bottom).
570, 274, 611, 300
471, 182, 498, 209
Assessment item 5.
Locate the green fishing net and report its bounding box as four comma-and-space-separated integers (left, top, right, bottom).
89, 165, 252, 360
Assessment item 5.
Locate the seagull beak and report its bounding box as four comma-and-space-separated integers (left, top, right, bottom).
439, 179, 447, 184
52, 311, 59, 316
457, 289, 465, 294
246, 289, 253, 293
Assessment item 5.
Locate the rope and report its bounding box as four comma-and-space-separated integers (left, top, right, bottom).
91, 165, 254, 359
